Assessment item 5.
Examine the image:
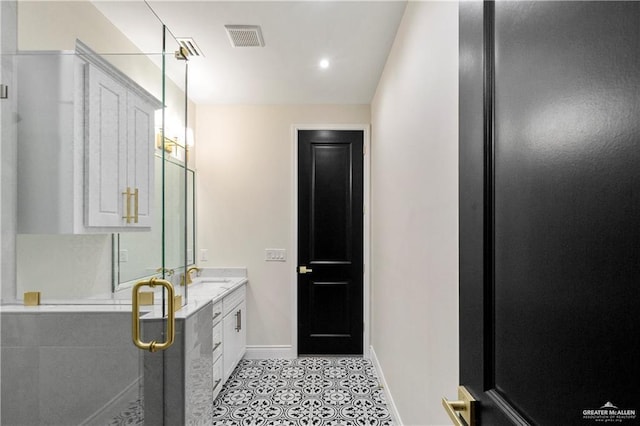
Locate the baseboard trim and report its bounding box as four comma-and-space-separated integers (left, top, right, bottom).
245, 345, 296, 359
370, 346, 403, 426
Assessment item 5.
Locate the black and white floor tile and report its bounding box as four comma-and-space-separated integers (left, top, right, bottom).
212, 357, 393, 426
108, 398, 144, 426
109, 357, 392, 425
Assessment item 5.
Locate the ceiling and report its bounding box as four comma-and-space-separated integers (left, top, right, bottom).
93, 1, 407, 105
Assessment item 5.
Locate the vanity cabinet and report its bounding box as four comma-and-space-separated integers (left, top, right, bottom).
222, 284, 247, 381
143, 279, 247, 424
16, 41, 160, 234
143, 301, 214, 426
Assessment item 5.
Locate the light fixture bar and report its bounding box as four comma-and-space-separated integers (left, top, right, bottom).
176, 37, 204, 57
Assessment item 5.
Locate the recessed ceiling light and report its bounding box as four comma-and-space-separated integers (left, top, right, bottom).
319, 58, 330, 69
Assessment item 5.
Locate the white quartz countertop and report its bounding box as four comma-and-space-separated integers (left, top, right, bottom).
0, 267, 247, 315
0, 302, 136, 313
144, 275, 247, 319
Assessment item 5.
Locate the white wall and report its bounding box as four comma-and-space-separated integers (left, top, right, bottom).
370, 2, 459, 424
195, 105, 370, 349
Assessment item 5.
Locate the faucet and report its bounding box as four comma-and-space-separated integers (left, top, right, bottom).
181, 266, 201, 286
156, 267, 174, 277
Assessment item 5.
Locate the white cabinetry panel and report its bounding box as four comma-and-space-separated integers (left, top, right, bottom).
85, 63, 127, 227
127, 94, 155, 227
16, 53, 83, 234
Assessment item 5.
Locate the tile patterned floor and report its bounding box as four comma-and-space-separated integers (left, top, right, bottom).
109, 357, 392, 425
108, 398, 144, 425
212, 357, 393, 426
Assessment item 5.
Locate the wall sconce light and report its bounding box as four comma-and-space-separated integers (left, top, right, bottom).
156, 131, 178, 153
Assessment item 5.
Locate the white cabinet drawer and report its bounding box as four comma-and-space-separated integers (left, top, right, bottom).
212, 301, 223, 325
212, 321, 223, 361
212, 357, 224, 401
223, 285, 246, 316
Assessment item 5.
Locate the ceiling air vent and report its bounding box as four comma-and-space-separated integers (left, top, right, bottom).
176, 37, 204, 57
225, 25, 265, 48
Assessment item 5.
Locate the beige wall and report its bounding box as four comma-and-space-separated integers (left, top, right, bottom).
195, 105, 370, 347
370, 2, 459, 424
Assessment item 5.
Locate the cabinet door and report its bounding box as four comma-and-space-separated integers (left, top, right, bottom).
223, 299, 247, 381
126, 93, 155, 228
222, 310, 237, 381
237, 299, 247, 358
85, 63, 127, 227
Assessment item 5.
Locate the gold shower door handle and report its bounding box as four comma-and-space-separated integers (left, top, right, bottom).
132, 278, 175, 352
442, 386, 476, 426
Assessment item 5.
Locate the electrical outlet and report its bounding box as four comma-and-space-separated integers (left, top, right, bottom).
265, 249, 286, 262
119, 249, 128, 263
200, 248, 209, 262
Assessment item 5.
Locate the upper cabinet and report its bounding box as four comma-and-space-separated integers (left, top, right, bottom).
16, 41, 161, 234
84, 61, 156, 228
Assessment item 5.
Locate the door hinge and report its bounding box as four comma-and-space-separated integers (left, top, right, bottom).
0, 84, 8, 99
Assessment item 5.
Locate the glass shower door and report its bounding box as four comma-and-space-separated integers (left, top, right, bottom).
0, 1, 191, 424
136, 24, 194, 425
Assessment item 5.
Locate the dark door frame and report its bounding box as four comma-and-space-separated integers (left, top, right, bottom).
291, 124, 371, 358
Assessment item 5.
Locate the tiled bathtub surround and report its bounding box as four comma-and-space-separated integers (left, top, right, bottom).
0, 311, 140, 425
213, 357, 393, 425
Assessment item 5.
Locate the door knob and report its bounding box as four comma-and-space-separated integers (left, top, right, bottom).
442, 386, 476, 426
298, 266, 313, 274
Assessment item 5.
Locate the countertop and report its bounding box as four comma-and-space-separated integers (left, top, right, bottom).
144, 275, 248, 320
0, 267, 247, 315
